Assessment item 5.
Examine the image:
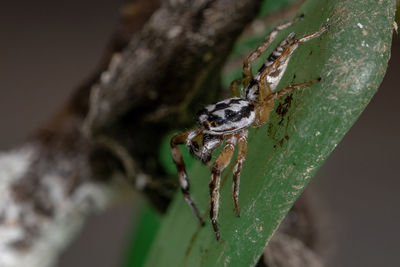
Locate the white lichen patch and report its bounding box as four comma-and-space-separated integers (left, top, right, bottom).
167, 25, 182, 39
0, 147, 35, 267
0, 146, 112, 267
0, 146, 35, 184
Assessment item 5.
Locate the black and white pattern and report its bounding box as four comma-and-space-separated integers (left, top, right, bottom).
197, 98, 255, 135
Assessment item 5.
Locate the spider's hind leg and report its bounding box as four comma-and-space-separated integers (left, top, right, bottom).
171, 130, 205, 226
257, 23, 330, 101
242, 14, 303, 87
252, 78, 321, 127
271, 78, 321, 100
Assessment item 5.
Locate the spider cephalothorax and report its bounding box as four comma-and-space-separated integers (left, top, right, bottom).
171, 15, 330, 240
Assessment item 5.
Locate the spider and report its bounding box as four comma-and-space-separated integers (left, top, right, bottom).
170, 15, 330, 240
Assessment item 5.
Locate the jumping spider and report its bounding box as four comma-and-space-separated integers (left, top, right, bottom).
171, 16, 330, 240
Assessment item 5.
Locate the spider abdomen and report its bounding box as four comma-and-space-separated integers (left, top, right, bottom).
197, 97, 255, 135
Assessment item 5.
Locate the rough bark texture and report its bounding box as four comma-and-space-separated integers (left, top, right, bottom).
83, 0, 262, 134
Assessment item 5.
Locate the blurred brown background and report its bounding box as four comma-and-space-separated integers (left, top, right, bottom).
0, 1, 399, 266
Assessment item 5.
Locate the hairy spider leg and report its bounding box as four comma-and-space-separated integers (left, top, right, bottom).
259, 23, 330, 97
232, 129, 248, 217
249, 24, 329, 127
245, 23, 330, 105
171, 129, 205, 225
253, 78, 321, 128
244, 32, 297, 102
268, 78, 321, 102
242, 14, 304, 87
209, 134, 237, 240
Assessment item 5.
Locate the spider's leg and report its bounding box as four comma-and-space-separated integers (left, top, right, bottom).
210, 134, 237, 240
171, 130, 205, 226
270, 78, 321, 101
242, 14, 303, 87
295, 23, 330, 44
232, 129, 248, 217
229, 78, 242, 98
252, 77, 322, 127
259, 24, 330, 94
244, 31, 298, 103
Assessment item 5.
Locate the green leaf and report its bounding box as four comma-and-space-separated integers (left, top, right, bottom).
123, 202, 161, 267
258, 0, 300, 17
144, 0, 396, 266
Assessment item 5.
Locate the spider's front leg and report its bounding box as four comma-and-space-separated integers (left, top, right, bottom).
259, 23, 330, 91
209, 134, 237, 240
171, 129, 205, 226
252, 24, 330, 126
